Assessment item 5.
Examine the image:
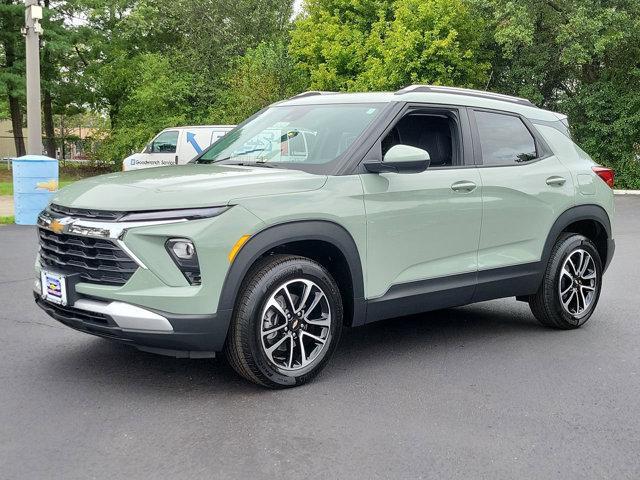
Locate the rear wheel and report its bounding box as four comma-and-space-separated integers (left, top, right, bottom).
529, 233, 603, 329
225, 254, 343, 388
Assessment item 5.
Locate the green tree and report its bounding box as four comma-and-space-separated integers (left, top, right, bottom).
96, 52, 198, 163
291, 0, 491, 91
0, 0, 26, 156
211, 40, 308, 124
476, 0, 640, 187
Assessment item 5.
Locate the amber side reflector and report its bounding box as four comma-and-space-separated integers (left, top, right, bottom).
228, 235, 251, 263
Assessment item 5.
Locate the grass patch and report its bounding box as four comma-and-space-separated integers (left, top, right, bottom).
0, 215, 14, 224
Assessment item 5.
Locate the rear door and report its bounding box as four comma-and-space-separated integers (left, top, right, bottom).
469, 108, 574, 273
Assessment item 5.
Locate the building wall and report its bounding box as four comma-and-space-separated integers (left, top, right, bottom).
0, 120, 28, 159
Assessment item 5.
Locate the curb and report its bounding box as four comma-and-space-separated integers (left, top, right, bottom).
614, 190, 640, 195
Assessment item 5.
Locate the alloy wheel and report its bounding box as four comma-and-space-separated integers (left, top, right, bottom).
260, 278, 332, 371
558, 248, 598, 318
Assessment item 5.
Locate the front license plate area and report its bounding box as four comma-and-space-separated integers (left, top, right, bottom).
41, 270, 68, 306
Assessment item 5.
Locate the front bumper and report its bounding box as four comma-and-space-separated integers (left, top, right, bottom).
35, 292, 230, 357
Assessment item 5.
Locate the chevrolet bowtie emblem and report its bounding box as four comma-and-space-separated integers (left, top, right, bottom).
49, 219, 65, 234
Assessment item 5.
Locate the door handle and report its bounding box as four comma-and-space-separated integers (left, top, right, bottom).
546, 176, 566, 186
451, 180, 477, 193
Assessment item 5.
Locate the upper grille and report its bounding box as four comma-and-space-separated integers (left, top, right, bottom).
49, 204, 124, 222
38, 227, 138, 285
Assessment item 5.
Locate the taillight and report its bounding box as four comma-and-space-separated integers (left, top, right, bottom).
592, 166, 615, 189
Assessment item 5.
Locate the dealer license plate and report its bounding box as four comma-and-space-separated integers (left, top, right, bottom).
41, 270, 68, 306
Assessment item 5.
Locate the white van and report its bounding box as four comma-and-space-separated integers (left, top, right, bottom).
122, 125, 234, 171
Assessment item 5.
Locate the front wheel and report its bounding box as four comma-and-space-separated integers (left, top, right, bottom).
529, 233, 603, 329
225, 254, 343, 388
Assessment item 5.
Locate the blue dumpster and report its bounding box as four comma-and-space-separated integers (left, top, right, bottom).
12, 155, 59, 225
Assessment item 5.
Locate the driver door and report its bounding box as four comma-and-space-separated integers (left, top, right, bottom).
144, 130, 180, 167
360, 106, 482, 320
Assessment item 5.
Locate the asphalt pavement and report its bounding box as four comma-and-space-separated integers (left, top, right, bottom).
1, 196, 639, 480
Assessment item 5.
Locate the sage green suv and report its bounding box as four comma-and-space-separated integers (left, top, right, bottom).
34, 85, 615, 388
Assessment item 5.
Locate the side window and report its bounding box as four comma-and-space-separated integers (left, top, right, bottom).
149, 130, 179, 153
474, 111, 537, 165
381, 111, 458, 167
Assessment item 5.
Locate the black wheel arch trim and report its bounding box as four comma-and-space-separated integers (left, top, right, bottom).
216, 220, 366, 336
541, 204, 613, 272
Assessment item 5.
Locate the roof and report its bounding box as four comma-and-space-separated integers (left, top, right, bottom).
278, 86, 562, 122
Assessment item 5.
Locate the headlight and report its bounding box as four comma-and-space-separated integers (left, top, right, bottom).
166, 238, 201, 285
120, 206, 229, 222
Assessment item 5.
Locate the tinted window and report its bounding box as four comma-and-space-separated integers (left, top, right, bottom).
475, 111, 537, 165
149, 130, 179, 153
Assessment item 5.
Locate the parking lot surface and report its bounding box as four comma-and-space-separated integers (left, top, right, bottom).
1, 196, 639, 479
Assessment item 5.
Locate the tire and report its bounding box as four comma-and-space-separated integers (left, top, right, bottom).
529, 233, 603, 329
225, 254, 343, 388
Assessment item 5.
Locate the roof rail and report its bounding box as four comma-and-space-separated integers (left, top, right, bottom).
395, 85, 536, 107
290, 90, 337, 99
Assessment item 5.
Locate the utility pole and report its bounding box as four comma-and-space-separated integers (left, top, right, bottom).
23, 0, 43, 155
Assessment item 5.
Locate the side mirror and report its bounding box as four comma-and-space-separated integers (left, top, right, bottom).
364, 144, 430, 173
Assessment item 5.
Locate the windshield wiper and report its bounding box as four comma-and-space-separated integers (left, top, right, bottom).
224, 161, 275, 168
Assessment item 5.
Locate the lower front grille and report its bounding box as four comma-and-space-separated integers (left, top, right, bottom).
35, 297, 111, 326
38, 228, 138, 285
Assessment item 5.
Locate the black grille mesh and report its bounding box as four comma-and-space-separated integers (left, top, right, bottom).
38, 228, 138, 285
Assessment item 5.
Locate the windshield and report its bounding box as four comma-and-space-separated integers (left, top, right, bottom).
195, 103, 384, 173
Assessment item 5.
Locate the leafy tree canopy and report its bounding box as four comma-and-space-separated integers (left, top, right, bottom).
291, 0, 491, 91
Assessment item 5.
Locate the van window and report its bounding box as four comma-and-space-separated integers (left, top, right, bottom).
148, 130, 179, 154
475, 111, 537, 165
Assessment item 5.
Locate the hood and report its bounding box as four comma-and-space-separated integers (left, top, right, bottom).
52, 164, 327, 211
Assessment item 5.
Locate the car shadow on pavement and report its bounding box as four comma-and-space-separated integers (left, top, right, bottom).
41, 302, 543, 394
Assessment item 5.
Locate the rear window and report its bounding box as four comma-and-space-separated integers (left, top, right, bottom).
475, 111, 537, 165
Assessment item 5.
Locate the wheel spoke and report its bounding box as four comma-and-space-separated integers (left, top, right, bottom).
582, 272, 596, 280
306, 314, 331, 327
578, 289, 587, 312
262, 323, 287, 337
287, 336, 294, 369
580, 284, 595, 292
567, 257, 579, 276
265, 334, 289, 357
303, 292, 323, 320
579, 253, 591, 276
297, 280, 314, 313
563, 290, 576, 310
560, 283, 573, 296
301, 330, 326, 345
298, 335, 307, 366
561, 268, 573, 280
265, 297, 287, 320
280, 284, 297, 314
575, 251, 585, 276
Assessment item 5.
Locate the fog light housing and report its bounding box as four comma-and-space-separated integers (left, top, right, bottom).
165, 238, 201, 285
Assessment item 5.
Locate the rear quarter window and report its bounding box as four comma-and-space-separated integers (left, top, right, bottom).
475, 111, 537, 165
